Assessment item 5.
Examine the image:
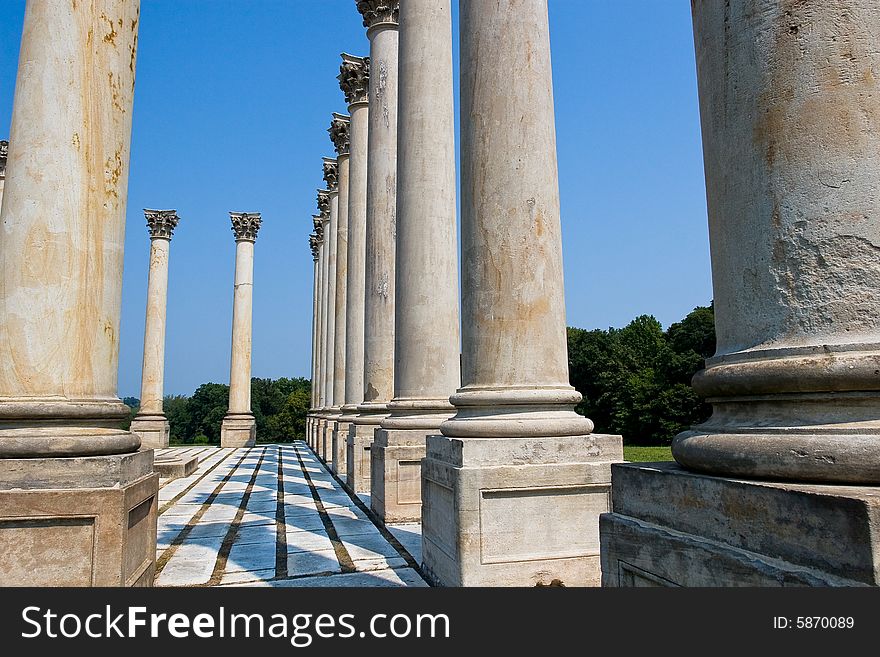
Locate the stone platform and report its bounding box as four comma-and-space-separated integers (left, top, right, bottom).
154, 442, 427, 587
600, 462, 880, 587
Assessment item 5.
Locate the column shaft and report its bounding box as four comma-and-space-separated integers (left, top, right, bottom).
372, 0, 459, 523
323, 194, 338, 411
221, 212, 260, 447
333, 157, 350, 407
138, 238, 171, 416
0, 0, 159, 587
420, 0, 620, 587
0, 0, 141, 457
672, 0, 880, 484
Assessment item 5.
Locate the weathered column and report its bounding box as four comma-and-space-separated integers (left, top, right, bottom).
220, 212, 261, 447
0, 141, 7, 208
130, 210, 179, 448
318, 189, 335, 463
338, 53, 371, 493
421, 0, 621, 587
0, 0, 158, 586
308, 231, 320, 448
329, 114, 353, 477
602, 1, 880, 587
311, 214, 327, 450
372, 0, 460, 523
348, 0, 399, 495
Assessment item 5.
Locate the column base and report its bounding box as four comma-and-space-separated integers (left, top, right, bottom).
332, 420, 351, 478
346, 422, 377, 494
0, 449, 158, 586
600, 462, 880, 586
421, 433, 622, 587
130, 414, 170, 448
220, 413, 256, 447
371, 428, 430, 524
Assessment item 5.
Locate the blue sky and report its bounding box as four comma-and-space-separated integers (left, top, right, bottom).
0, 0, 710, 397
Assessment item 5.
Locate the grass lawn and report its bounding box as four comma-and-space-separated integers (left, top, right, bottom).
623, 445, 673, 462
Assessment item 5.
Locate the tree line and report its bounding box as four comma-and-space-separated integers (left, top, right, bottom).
123, 377, 311, 444
123, 304, 714, 447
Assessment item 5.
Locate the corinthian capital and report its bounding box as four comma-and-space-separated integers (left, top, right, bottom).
309, 233, 320, 261
317, 190, 331, 221
323, 157, 338, 191
313, 215, 324, 241
144, 209, 180, 239
329, 113, 351, 156
0, 140, 7, 178
338, 53, 370, 107
356, 0, 399, 29
229, 211, 262, 242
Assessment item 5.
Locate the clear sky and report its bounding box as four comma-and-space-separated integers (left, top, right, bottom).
0, 0, 711, 398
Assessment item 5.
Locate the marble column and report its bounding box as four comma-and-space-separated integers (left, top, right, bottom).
311, 214, 326, 450
372, 0, 460, 523
308, 231, 320, 448
421, 0, 622, 587
348, 0, 399, 495
337, 53, 371, 493
329, 114, 353, 477
0, 0, 158, 586
318, 189, 335, 463
220, 212, 261, 447
0, 140, 7, 209
131, 210, 179, 448
602, 0, 880, 587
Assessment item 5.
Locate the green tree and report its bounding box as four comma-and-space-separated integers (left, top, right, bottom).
163, 394, 191, 443
185, 383, 229, 444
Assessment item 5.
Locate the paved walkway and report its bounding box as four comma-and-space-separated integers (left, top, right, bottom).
153, 442, 428, 587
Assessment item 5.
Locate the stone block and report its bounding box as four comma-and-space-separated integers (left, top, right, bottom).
221, 413, 256, 447
0, 449, 158, 586
371, 428, 427, 524
421, 433, 622, 587
600, 462, 880, 586
332, 420, 350, 478
346, 422, 375, 494
153, 451, 199, 479
130, 415, 170, 448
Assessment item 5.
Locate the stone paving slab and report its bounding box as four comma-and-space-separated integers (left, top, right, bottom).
154, 442, 427, 587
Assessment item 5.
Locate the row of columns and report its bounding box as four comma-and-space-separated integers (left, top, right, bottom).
305, 0, 619, 586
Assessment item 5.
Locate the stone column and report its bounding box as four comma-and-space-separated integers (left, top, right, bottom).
372, 0, 460, 523
130, 210, 179, 448
601, 1, 880, 587
421, 0, 621, 587
311, 214, 326, 450
338, 53, 371, 492
220, 212, 261, 447
0, 0, 158, 586
348, 0, 399, 495
317, 189, 335, 463
329, 114, 353, 477
0, 140, 7, 209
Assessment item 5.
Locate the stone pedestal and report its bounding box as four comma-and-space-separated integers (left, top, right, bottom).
129, 416, 170, 449
346, 422, 376, 494
220, 413, 256, 448
332, 420, 351, 478
422, 434, 622, 587
0, 450, 158, 587
601, 463, 880, 587
371, 428, 427, 523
